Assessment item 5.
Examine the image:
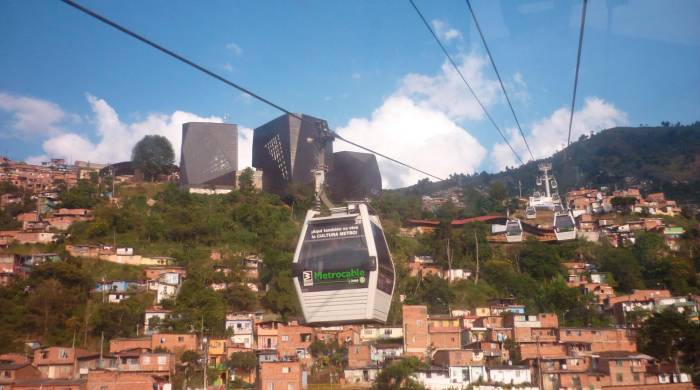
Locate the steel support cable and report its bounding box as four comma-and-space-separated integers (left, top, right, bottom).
59, 0, 444, 181
409, 0, 525, 166
566, 0, 588, 148
465, 0, 534, 161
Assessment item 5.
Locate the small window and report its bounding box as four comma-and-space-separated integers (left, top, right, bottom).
633, 373, 640, 382
158, 356, 167, 365
282, 335, 289, 342
616, 374, 623, 382
282, 367, 290, 373
268, 383, 274, 390
417, 320, 423, 327
287, 384, 295, 390
3, 370, 11, 378
177, 336, 184, 342
616, 360, 623, 367
143, 356, 151, 364
59, 349, 69, 359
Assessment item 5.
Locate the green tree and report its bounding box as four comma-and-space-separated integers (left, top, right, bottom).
373, 357, 426, 390
262, 271, 300, 319
222, 283, 258, 312
131, 135, 175, 181
237, 167, 256, 194
596, 247, 644, 293
226, 351, 257, 372
637, 309, 698, 378
57, 179, 101, 209
180, 350, 201, 389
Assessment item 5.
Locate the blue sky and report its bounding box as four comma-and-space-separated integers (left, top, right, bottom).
1, 0, 698, 187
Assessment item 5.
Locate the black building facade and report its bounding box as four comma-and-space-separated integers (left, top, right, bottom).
179, 122, 238, 187
327, 151, 382, 202
252, 113, 332, 196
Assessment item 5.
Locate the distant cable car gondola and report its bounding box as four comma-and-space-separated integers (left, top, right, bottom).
505, 219, 523, 243
553, 211, 577, 241
526, 206, 537, 219
292, 203, 395, 325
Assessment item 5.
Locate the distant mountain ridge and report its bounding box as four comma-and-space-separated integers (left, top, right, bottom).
397, 123, 700, 204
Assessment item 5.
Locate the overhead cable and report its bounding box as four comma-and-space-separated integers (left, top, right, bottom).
566, 0, 588, 147
409, 0, 525, 166
465, 0, 534, 161
59, 0, 444, 181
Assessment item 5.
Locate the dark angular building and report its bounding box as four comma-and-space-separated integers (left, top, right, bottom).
252, 113, 332, 196
179, 122, 238, 187
327, 151, 382, 202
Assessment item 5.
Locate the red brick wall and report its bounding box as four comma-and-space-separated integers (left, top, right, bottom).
347, 344, 372, 369
259, 361, 302, 390
109, 338, 151, 353
403, 306, 429, 358
87, 371, 155, 390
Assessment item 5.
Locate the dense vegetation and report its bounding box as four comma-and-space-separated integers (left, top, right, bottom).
399, 123, 700, 204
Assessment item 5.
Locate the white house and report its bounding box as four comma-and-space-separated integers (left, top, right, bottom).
360, 326, 404, 342
414, 368, 453, 390
488, 365, 531, 385
448, 365, 486, 386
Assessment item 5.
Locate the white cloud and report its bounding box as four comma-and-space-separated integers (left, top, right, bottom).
10, 93, 264, 170
225, 42, 243, 55
336, 95, 486, 189
334, 53, 507, 188
0, 91, 77, 136
222, 63, 234, 72
398, 53, 501, 121
238, 127, 253, 169
431, 19, 462, 42
490, 97, 628, 170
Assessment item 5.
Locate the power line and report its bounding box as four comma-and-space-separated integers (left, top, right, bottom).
409, 0, 525, 166
566, 0, 588, 147
465, 0, 534, 161
59, 0, 444, 182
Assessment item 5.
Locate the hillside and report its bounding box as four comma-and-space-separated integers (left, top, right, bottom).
399, 123, 700, 204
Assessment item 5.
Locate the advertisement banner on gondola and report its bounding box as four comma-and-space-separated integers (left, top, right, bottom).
298, 219, 371, 291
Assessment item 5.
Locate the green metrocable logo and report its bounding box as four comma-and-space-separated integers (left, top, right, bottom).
313, 268, 366, 283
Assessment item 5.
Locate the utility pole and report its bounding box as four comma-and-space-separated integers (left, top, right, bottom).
536, 335, 543, 389
201, 315, 208, 390
474, 231, 479, 284
99, 331, 104, 368
518, 180, 522, 198
203, 336, 209, 390
446, 239, 452, 283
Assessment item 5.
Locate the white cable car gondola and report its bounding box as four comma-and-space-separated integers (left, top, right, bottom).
526, 206, 537, 219
505, 218, 523, 243
553, 211, 577, 241
292, 203, 395, 325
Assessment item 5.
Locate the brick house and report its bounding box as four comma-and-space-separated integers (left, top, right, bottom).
258, 360, 302, 390
402, 305, 429, 358
150, 333, 198, 354
86, 370, 158, 390
277, 324, 314, 362
0, 361, 42, 387
33, 347, 91, 379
